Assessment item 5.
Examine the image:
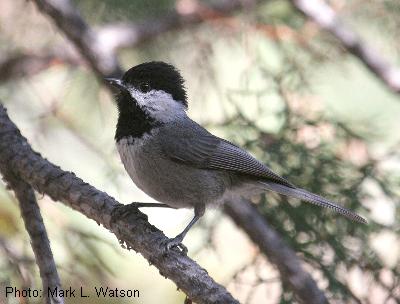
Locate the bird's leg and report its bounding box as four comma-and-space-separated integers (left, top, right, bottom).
164, 204, 205, 254
111, 202, 174, 222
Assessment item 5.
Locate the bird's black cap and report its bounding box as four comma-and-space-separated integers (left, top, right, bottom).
122, 61, 187, 108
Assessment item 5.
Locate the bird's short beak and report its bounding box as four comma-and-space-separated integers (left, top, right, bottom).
105, 78, 126, 90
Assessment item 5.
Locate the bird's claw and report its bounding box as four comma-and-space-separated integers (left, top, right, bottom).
162, 236, 187, 254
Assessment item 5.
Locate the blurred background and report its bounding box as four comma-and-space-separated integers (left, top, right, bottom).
0, 0, 399, 303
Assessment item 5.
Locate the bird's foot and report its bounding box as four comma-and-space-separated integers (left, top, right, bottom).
162, 235, 188, 254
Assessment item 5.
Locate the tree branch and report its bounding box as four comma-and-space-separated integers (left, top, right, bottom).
0, 171, 63, 304
30, 0, 123, 79
291, 0, 400, 94
224, 198, 328, 304
94, 0, 257, 54
0, 103, 239, 304
0, 52, 82, 83
29, 0, 256, 81
2, 0, 254, 83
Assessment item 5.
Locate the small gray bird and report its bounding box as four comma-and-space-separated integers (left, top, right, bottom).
107, 61, 366, 252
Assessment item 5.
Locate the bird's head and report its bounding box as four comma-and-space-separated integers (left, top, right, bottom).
107, 61, 187, 123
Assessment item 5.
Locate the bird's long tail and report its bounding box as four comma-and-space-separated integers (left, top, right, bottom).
259, 181, 367, 224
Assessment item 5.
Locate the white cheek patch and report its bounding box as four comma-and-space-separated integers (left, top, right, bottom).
127, 87, 186, 122
127, 87, 147, 108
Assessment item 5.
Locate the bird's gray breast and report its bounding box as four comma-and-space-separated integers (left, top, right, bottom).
116, 134, 151, 191
116, 129, 229, 208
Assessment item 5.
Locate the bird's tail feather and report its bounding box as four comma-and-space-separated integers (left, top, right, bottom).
259, 181, 367, 224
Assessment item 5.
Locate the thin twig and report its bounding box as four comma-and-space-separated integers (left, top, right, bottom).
30, 0, 123, 79
1, 172, 63, 303
2, 2, 300, 83
0, 52, 81, 83
94, 0, 258, 54
29, 0, 256, 81
291, 0, 400, 93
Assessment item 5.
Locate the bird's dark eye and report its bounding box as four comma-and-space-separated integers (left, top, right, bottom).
139, 82, 151, 93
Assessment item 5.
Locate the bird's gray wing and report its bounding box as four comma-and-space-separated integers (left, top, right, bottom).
160, 121, 366, 224
160, 123, 294, 187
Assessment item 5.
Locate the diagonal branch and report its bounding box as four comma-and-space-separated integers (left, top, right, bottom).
30, 0, 123, 79
2, 0, 254, 83
29, 0, 256, 81
0, 103, 239, 304
94, 0, 257, 55
27, 0, 400, 95
0, 51, 83, 83
291, 0, 400, 94
225, 198, 328, 304
0, 172, 64, 304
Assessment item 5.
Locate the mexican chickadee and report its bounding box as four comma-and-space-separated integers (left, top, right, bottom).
106, 61, 366, 252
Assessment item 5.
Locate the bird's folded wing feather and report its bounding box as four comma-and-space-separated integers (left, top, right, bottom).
160, 124, 294, 187
160, 122, 366, 224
